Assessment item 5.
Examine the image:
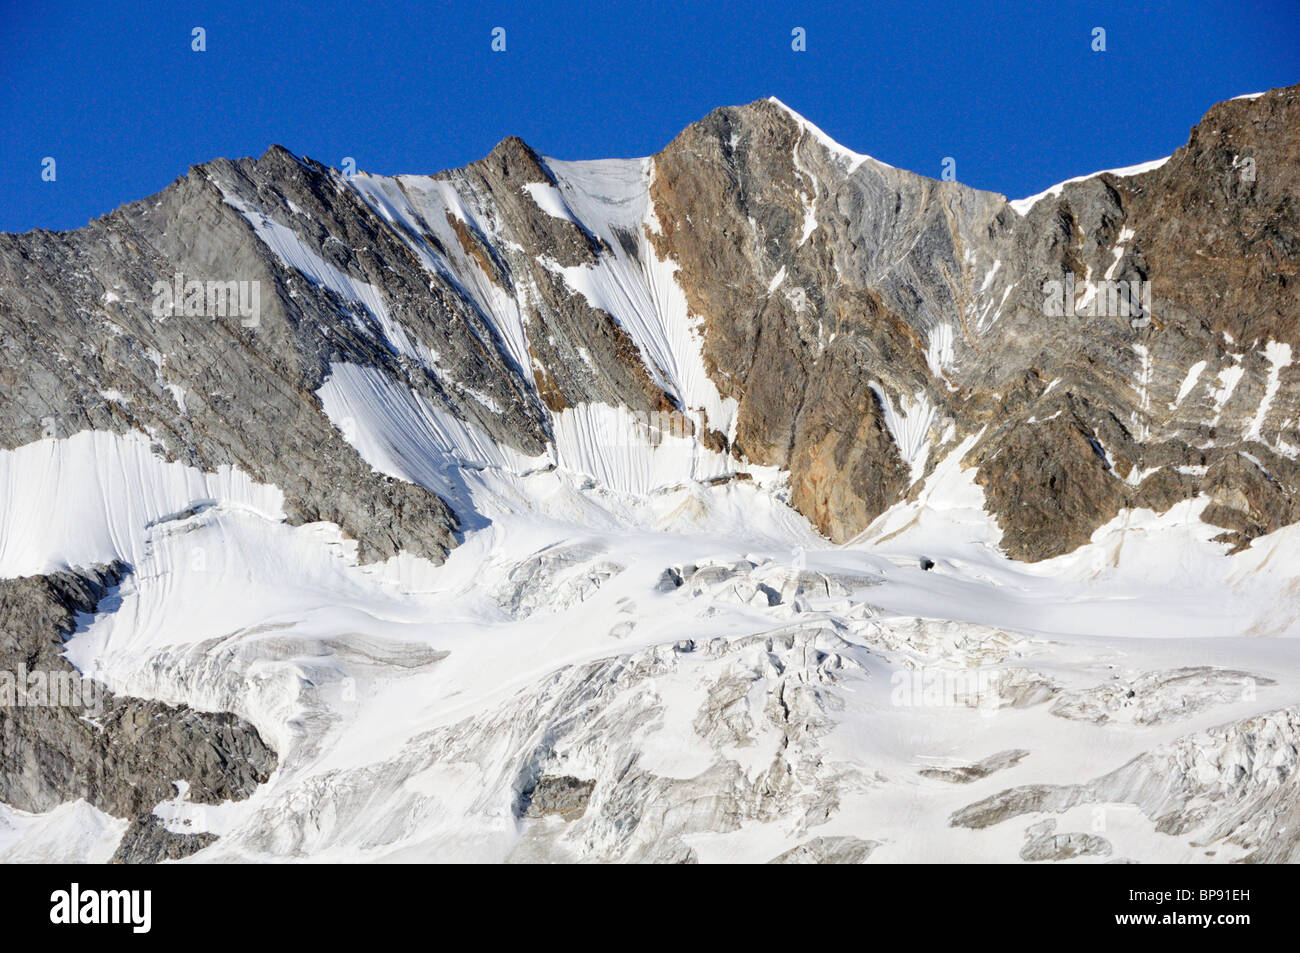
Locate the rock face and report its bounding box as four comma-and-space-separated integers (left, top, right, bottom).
110, 813, 218, 865
3, 89, 1296, 562
0, 85, 1298, 863
920, 749, 1029, 784
768, 835, 878, 864
0, 564, 275, 862
951, 707, 1300, 864
648, 92, 1300, 558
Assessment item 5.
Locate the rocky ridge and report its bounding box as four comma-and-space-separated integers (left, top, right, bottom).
0, 85, 1297, 863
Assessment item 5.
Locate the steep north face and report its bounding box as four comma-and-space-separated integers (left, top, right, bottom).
2, 89, 1296, 565
0, 86, 1297, 863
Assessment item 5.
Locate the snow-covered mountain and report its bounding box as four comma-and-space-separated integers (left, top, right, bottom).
1, 87, 1299, 862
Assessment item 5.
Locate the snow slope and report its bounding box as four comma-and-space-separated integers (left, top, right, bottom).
4, 398, 1298, 862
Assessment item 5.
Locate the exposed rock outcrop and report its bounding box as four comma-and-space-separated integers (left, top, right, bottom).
0, 564, 276, 861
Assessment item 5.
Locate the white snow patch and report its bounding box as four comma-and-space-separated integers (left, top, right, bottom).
1210, 361, 1245, 424
767, 266, 787, 294
1132, 343, 1152, 440
1246, 341, 1291, 442
543, 156, 740, 439
523, 181, 577, 223
0, 430, 285, 579
0, 801, 126, 863
1010, 158, 1171, 216
1104, 227, 1136, 281
165, 383, 188, 415
925, 323, 956, 380
869, 383, 936, 484
979, 260, 1001, 292
766, 97, 888, 173
1172, 360, 1208, 409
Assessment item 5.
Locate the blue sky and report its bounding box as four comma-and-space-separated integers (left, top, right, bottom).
2, 0, 1298, 233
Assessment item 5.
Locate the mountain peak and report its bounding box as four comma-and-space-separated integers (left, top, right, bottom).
479, 134, 552, 184
761, 96, 889, 173
2, 84, 1300, 865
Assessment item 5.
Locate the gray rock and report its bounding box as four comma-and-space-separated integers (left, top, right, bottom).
521, 775, 596, 820
0, 563, 275, 852
111, 812, 218, 864
920, 749, 1030, 784
767, 835, 878, 864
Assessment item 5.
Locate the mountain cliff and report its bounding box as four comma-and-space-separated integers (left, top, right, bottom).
1, 87, 1298, 863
